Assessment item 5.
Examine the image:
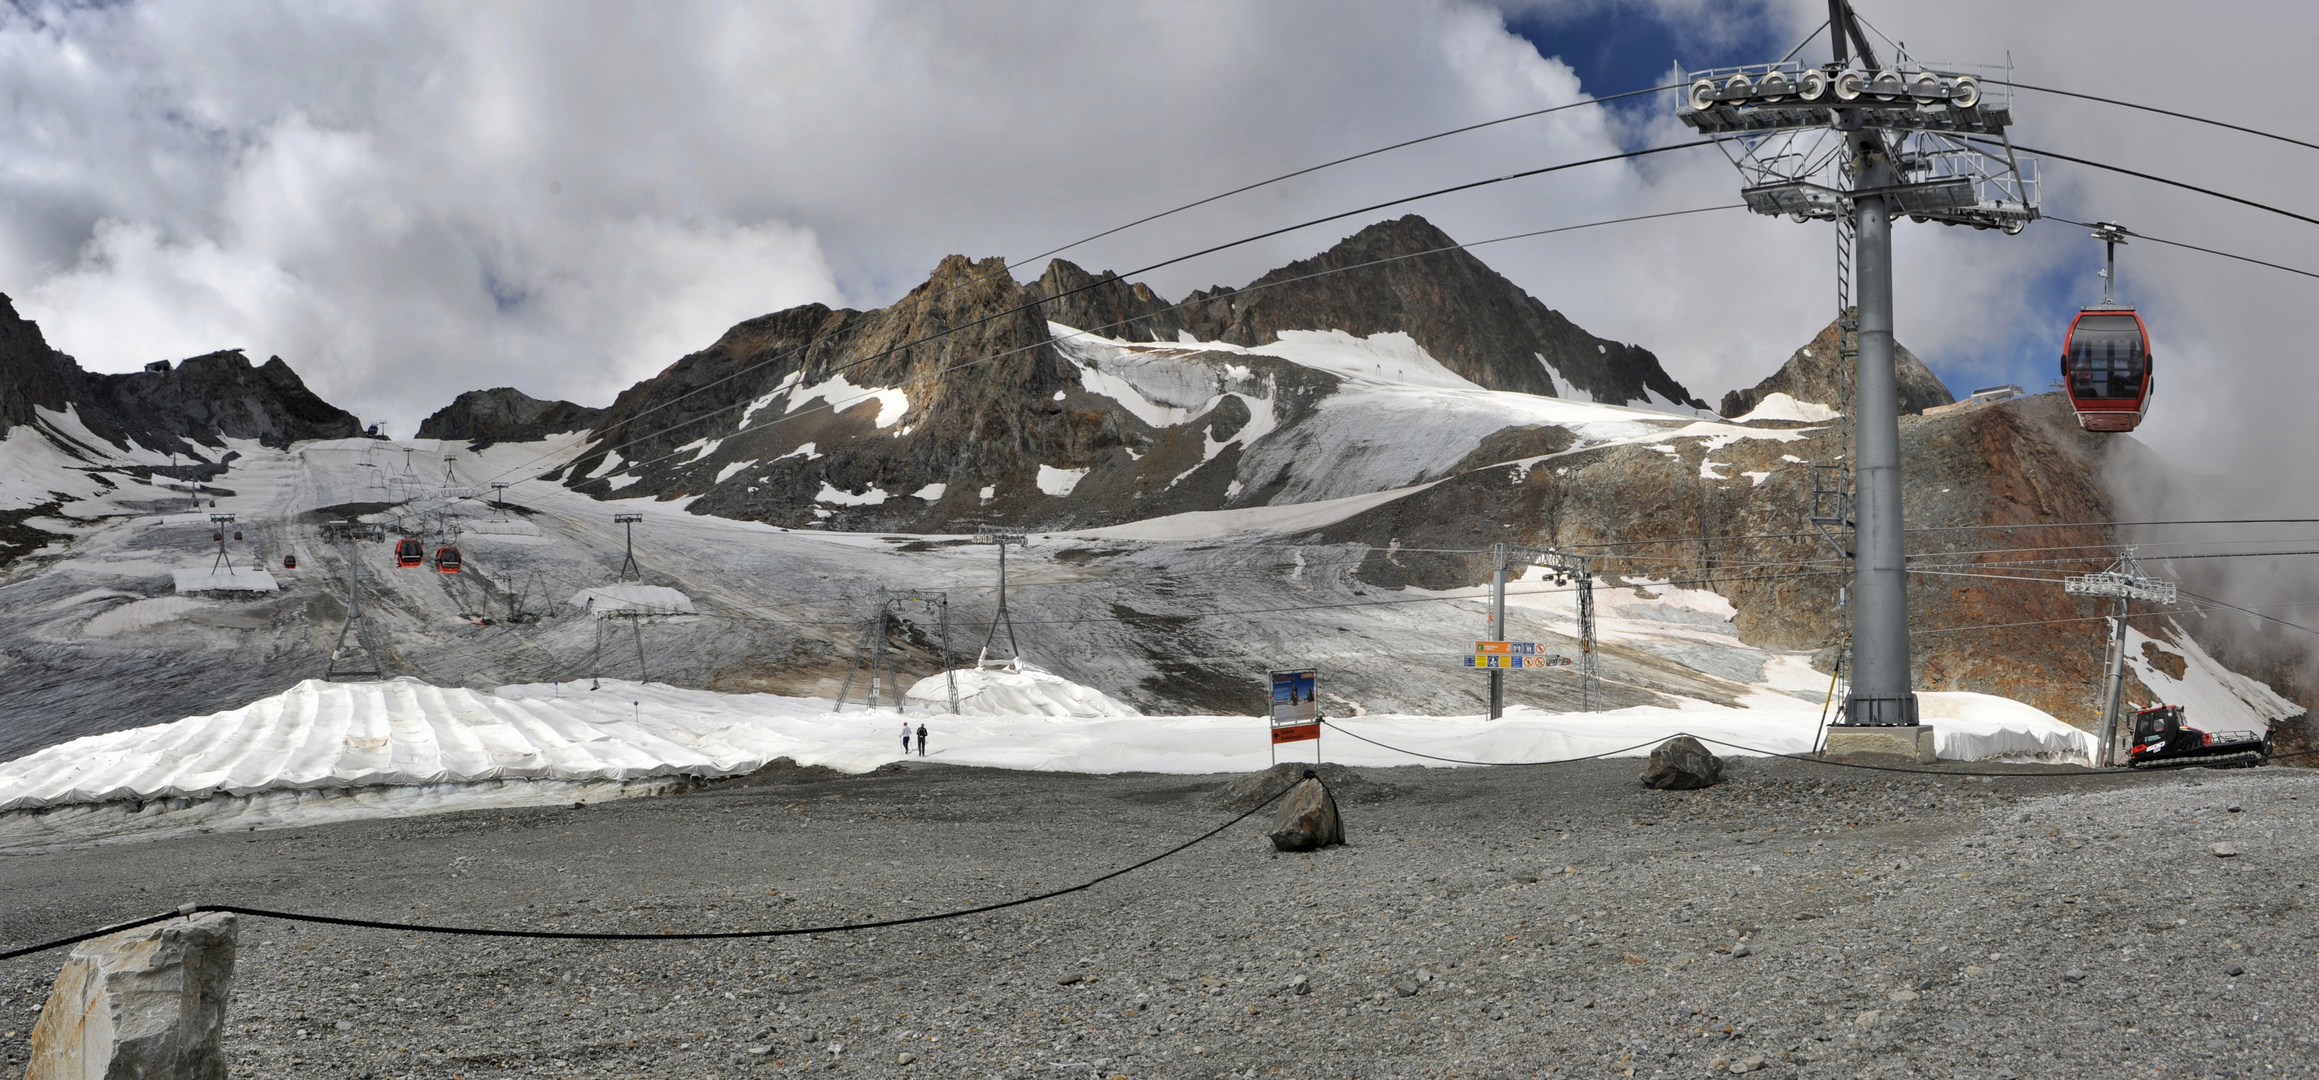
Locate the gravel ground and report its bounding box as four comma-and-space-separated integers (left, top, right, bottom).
2, 755, 2314, 1080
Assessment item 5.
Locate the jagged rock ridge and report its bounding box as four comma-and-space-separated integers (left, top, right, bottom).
418, 388, 603, 446
553, 215, 1709, 532
1719, 311, 1955, 418
1026, 216, 1705, 408
0, 294, 360, 453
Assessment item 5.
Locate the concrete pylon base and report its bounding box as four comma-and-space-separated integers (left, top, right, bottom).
1823, 724, 1937, 764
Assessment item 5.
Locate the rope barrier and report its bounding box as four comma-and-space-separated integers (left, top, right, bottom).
1320, 719, 2307, 780
1, 777, 1302, 963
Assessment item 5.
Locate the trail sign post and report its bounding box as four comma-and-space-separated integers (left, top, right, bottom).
1269, 669, 1319, 764
1467, 642, 1572, 670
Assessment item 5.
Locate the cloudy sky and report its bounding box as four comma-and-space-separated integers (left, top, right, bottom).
1, 0, 2311, 486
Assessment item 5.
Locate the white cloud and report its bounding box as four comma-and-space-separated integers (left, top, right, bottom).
0, 0, 2309, 489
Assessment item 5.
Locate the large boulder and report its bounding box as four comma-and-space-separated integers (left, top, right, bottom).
1641, 736, 1722, 790
1268, 777, 1346, 852
26, 912, 238, 1080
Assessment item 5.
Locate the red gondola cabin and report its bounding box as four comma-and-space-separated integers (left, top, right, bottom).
394, 538, 424, 567
282, 554, 297, 569
434, 546, 462, 574
2061, 308, 2153, 433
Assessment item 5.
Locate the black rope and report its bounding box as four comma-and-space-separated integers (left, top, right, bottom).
1317, 721, 1679, 767
1321, 719, 2306, 781
1, 778, 1301, 963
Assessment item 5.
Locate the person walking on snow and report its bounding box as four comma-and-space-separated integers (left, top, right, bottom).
916, 722, 928, 757
902, 721, 912, 755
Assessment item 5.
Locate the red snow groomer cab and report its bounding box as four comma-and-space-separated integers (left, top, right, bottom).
2128, 704, 2270, 769
394, 537, 425, 567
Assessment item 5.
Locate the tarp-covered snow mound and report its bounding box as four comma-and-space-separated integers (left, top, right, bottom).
904, 662, 1138, 718
0, 678, 2093, 814
568, 585, 694, 615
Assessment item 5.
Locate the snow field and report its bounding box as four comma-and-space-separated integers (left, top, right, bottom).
0, 671, 2092, 829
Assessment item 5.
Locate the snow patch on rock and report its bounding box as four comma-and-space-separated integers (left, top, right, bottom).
1036, 466, 1089, 497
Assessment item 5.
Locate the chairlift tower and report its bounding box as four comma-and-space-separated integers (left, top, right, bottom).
833, 589, 959, 714
2066, 551, 2176, 766
1486, 544, 1599, 718
492, 482, 510, 518
972, 531, 1028, 666
613, 512, 644, 582
1679, 1, 2038, 730
208, 514, 236, 573
320, 521, 388, 678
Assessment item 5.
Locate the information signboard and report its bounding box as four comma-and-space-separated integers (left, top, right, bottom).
1270, 669, 1319, 743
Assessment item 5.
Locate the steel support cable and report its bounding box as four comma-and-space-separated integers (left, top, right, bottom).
2045, 215, 2319, 282
2172, 586, 2319, 640
0, 777, 1303, 962
1984, 140, 2319, 230
491, 194, 1734, 487
1014, 83, 1686, 268
1994, 81, 2319, 155
477, 143, 1718, 490
1564, 518, 2319, 553
670, 566, 1857, 635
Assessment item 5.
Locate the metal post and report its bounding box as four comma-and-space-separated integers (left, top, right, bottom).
2096, 601, 2129, 766
1575, 556, 1598, 712
1488, 543, 1508, 720
939, 595, 959, 714
1843, 135, 1919, 727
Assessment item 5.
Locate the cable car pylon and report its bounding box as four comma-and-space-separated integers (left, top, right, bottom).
1678, 0, 2038, 744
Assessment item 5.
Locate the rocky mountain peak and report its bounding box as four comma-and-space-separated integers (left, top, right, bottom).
1162, 214, 1706, 408
418, 387, 603, 446
1719, 311, 1955, 418
0, 296, 359, 453
0, 293, 81, 436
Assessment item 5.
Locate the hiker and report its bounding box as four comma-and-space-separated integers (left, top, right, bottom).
916, 722, 928, 757
901, 721, 912, 755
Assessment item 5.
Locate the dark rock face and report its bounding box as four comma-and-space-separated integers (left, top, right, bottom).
1718, 312, 1955, 418
1641, 735, 1722, 790
417, 387, 603, 445
0, 293, 360, 453
1168, 216, 1706, 408
0, 295, 77, 437
1023, 261, 1183, 343
82, 350, 362, 450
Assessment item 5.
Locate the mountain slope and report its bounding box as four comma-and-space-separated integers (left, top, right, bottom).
553, 216, 1710, 532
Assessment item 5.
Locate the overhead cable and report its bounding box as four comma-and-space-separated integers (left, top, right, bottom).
1999, 80, 2319, 155
2047, 215, 2319, 282
1014, 84, 1685, 268
1998, 141, 2319, 230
